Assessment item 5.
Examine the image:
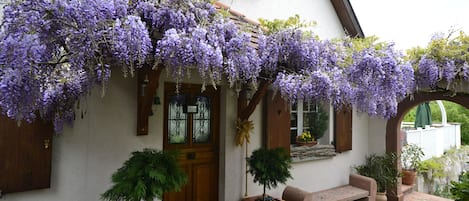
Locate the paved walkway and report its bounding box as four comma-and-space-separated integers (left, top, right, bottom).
405, 191, 453, 201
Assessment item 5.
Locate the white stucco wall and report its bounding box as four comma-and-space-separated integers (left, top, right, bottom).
219, 0, 345, 39
368, 118, 387, 154
2, 74, 162, 201
0, 0, 388, 201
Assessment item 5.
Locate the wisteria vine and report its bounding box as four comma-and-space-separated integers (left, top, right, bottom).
0, 0, 461, 133
0, 0, 152, 132
408, 31, 469, 92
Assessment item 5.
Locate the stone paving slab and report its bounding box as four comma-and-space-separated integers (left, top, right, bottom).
405, 192, 453, 201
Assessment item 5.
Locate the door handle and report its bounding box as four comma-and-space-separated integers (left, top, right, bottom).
187, 152, 196, 160
44, 139, 50, 149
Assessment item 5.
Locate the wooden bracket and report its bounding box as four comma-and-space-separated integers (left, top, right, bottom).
237, 80, 271, 121
136, 64, 163, 136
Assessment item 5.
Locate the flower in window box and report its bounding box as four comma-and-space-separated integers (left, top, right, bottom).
299, 131, 314, 142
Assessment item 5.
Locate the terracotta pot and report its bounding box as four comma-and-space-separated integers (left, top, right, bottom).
402, 169, 417, 185
242, 195, 283, 201
376, 192, 387, 201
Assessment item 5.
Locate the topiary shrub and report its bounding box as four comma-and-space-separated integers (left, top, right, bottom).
247, 147, 292, 201
101, 148, 187, 201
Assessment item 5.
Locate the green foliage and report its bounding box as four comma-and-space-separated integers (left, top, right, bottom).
407, 31, 469, 68
450, 171, 469, 201
101, 149, 187, 201
401, 143, 424, 170
247, 148, 292, 200
418, 158, 445, 178
341, 36, 397, 67
307, 104, 329, 140
258, 14, 316, 35
440, 102, 469, 145
354, 153, 400, 192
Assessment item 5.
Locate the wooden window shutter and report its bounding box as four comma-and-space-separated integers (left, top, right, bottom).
0, 115, 53, 194
264, 90, 290, 152
334, 109, 352, 152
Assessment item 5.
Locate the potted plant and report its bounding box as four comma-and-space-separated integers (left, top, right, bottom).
307, 104, 329, 141
354, 153, 400, 201
101, 148, 187, 201
246, 147, 292, 201
401, 143, 424, 185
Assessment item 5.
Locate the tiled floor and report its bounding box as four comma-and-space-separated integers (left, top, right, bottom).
404, 191, 454, 201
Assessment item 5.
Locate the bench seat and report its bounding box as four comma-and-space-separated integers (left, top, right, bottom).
311, 185, 369, 201
282, 174, 377, 201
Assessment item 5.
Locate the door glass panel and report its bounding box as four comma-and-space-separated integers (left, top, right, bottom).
193, 95, 211, 143
168, 94, 187, 144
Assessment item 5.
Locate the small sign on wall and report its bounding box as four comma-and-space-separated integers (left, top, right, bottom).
184, 105, 198, 113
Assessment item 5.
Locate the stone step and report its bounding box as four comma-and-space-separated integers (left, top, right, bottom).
402, 184, 415, 195
404, 191, 454, 201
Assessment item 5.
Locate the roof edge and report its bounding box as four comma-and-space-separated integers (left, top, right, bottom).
330, 0, 364, 38
214, 1, 261, 27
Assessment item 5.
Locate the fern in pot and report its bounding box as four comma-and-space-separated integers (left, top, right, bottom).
101, 148, 187, 201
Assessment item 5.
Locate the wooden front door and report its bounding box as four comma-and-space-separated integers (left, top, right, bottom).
0, 115, 53, 194
163, 83, 219, 201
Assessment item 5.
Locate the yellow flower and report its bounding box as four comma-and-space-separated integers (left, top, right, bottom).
300, 131, 314, 142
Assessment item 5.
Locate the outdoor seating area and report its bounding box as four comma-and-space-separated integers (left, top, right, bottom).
282, 174, 377, 201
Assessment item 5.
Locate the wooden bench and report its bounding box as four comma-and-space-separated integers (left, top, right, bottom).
282, 174, 377, 201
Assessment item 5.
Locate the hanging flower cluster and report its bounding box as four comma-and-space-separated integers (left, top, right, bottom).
266, 31, 415, 118
0, 0, 152, 132
0, 0, 423, 132
152, 0, 261, 90
408, 31, 469, 92
266, 30, 348, 106
345, 38, 415, 118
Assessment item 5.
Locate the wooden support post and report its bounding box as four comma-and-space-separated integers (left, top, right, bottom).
237, 80, 270, 121
137, 64, 163, 136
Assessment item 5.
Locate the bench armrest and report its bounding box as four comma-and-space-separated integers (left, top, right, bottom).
282, 186, 311, 201
349, 174, 377, 201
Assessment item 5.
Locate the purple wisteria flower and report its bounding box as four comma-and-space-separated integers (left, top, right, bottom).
0, 0, 425, 133
156, 15, 262, 90
0, 0, 152, 132
347, 43, 414, 118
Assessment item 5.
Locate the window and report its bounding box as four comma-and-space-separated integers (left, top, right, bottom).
290, 101, 331, 145
264, 90, 352, 161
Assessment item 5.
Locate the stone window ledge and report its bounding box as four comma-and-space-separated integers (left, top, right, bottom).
291, 144, 336, 163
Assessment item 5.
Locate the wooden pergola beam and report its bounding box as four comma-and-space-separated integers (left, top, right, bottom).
238, 80, 271, 121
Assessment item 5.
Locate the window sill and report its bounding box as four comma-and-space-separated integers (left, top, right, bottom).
290, 144, 336, 163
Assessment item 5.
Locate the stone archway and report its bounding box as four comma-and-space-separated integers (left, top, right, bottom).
386, 91, 469, 201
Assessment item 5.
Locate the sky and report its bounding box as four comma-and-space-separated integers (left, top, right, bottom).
350, 0, 469, 51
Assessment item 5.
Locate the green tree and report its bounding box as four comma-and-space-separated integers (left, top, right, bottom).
247, 148, 292, 201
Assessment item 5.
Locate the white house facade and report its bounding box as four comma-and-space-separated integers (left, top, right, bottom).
0, 1, 390, 201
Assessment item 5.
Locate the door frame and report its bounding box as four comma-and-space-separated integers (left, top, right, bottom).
162, 82, 220, 201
